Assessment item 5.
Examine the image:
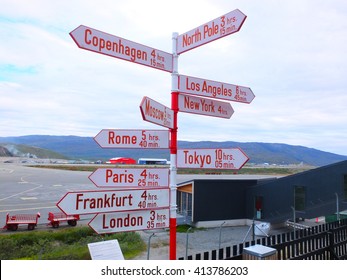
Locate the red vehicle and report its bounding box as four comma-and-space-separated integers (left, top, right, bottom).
3, 212, 41, 231
108, 157, 136, 164
47, 212, 80, 228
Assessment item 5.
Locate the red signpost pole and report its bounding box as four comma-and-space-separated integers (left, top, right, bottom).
169, 32, 179, 260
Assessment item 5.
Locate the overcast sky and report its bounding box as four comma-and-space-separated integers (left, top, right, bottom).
1, 0, 346, 156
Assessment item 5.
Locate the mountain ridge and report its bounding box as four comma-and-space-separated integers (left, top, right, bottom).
1, 135, 346, 166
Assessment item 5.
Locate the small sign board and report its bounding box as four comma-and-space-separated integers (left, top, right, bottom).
88, 239, 124, 260
70, 25, 173, 72
139, 96, 174, 129
178, 74, 255, 104
57, 188, 170, 215
178, 93, 234, 119
94, 129, 169, 149
177, 148, 249, 169
89, 168, 169, 188
89, 208, 169, 234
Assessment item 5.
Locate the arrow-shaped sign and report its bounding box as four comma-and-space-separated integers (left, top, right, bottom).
177, 9, 247, 54
94, 129, 169, 149
89, 208, 169, 234
178, 93, 234, 119
57, 188, 169, 215
139, 96, 174, 129
70, 25, 173, 72
178, 74, 255, 104
89, 168, 169, 188
177, 148, 249, 170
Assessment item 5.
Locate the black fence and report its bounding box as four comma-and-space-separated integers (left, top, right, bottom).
178, 219, 347, 260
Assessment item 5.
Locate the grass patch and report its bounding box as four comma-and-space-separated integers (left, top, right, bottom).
0, 226, 145, 260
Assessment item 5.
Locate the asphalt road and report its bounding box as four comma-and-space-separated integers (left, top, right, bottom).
0, 158, 96, 230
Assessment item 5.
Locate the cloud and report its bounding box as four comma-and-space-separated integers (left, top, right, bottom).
0, 0, 346, 156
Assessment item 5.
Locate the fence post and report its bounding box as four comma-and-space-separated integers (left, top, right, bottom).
328, 231, 339, 260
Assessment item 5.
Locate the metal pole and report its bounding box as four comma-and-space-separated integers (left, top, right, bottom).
169, 32, 179, 260
218, 221, 225, 250
147, 233, 155, 260
335, 193, 340, 221
185, 227, 192, 259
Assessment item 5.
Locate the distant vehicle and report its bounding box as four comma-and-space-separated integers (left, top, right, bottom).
138, 158, 168, 165
108, 157, 136, 164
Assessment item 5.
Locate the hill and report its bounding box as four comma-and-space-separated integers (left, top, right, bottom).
1, 135, 346, 166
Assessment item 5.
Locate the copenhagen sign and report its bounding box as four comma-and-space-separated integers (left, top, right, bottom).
70, 25, 173, 72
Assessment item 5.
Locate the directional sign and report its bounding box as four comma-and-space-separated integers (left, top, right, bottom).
94, 129, 169, 149
178, 75, 255, 104
57, 188, 170, 215
89, 208, 169, 234
178, 93, 234, 119
177, 9, 247, 54
70, 25, 173, 72
177, 148, 249, 170
89, 168, 169, 188
139, 96, 174, 129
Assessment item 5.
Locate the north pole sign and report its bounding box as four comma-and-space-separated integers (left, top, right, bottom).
89, 208, 169, 234
89, 168, 169, 188
57, 188, 169, 215
178, 75, 255, 104
94, 129, 169, 149
177, 148, 249, 169
70, 25, 173, 72
177, 9, 247, 54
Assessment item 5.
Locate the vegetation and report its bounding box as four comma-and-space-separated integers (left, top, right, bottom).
0, 226, 145, 260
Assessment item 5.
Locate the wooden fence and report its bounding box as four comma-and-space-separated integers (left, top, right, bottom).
178, 219, 347, 260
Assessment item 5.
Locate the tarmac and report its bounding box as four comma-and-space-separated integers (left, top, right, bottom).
132, 224, 293, 260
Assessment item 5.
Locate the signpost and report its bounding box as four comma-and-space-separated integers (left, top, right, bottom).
177, 148, 249, 169
139, 96, 174, 129
57, 188, 169, 215
89, 208, 169, 234
70, 25, 173, 72
69, 8, 253, 260
178, 74, 255, 104
89, 168, 169, 188
177, 9, 247, 54
178, 93, 234, 119
94, 129, 169, 149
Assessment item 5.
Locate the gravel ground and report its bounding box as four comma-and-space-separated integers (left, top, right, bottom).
132, 224, 293, 260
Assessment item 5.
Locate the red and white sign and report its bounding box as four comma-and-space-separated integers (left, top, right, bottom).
177, 148, 249, 169
178, 93, 234, 119
89, 208, 169, 234
94, 129, 169, 149
70, 25, 173, 72
177, 9, 247, 54
57, 188, 169, 215
89, 168, 169, 188
178, 75, 255, 104
139, 96, 174, 129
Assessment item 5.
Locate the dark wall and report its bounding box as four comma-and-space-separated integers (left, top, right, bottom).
246, 161, 347, 223
193, 180, 258, 222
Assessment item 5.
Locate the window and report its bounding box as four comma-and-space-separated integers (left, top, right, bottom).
294, 185, 306, 211
254, 196, 263, 219
343, 175, 347, 201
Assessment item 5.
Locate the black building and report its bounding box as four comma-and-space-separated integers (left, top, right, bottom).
176, 161, 347, 227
